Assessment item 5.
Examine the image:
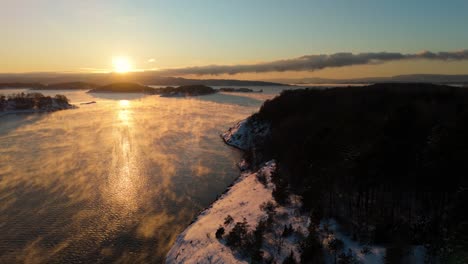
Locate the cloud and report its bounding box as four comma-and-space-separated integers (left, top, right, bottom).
157, 50, 468, 75
147, 58, 155, 63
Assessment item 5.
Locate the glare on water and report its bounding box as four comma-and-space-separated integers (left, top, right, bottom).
0, 87, 284, 263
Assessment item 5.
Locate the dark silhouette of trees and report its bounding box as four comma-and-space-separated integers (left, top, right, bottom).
224, 215, 234, 226
0, 92, 70, 111
215, 226, 225, 239
328, 238, 344, 264
154, 85, 216, 96
226, 219, 249, 249
282, 250, 297, 264
244, 83, 468, 262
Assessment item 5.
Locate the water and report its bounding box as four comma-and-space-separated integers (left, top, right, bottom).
0, 87, 287, 263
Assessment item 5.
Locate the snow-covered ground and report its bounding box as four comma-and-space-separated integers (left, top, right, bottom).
166, 160, 310, 264
167, 117, 309, 263
167, 116, 307, 263
221, 118, 270, 150
166, 161, 276, 264
261, 193, 310, 263
169, 116, 429, 263
319, 219, 426, 264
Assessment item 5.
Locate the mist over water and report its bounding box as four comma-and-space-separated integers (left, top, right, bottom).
0, 87, 284, 263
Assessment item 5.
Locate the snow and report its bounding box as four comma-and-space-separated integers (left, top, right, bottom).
319, 219, 386, 263
169, 117, 429, 264
260, 194, 310, 263
319, 219, 426, 264
166, 161, 310, 264
221, 118, 270, 150
166, 161, 276, 264
167, 119, 309, 264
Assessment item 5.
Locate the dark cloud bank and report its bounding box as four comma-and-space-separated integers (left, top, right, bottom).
159, 50, 468, 75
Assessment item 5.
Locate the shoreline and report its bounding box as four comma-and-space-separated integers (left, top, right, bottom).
166, 116, 411, 264
166, 119, 309, 264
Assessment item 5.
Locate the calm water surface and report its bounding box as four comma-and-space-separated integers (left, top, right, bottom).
0, 87, 286, 263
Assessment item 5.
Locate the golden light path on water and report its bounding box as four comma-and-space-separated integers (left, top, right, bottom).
0, 87, 285, 263
106, 99, 140, 212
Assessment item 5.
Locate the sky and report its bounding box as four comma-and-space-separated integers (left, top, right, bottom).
1, 0, 468, 79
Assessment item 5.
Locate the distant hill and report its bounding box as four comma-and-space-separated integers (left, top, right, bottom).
36, 82, 98, 90
0, 81, 97, 90
88, 82, 155, 93
138, 76, 284, 86
268, 74, 468, 84
0, 82, 45, 89
0, 72, 288, 86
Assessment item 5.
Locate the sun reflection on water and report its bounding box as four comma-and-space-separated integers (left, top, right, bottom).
119, 99, 130, 107
105, 99, 143, 212
0, 88, 281, 263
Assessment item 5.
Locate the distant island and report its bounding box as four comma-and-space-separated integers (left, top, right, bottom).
156, 85, 216, 97
88, 82, 219, 97
0, 92, 74, 113
218, 87, 263, 93
87, 82, 156, 93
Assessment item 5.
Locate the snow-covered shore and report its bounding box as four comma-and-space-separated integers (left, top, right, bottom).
166, 160, 310, 264
167, 118, 428, 263
221, 117, 270, 151
166, 119, 309, 263
166, 161, 276, 264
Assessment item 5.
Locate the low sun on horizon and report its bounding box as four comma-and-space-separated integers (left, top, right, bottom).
112, 56, 133, 73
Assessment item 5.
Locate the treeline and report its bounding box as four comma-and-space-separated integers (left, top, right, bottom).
155, 84, 216, 96
0, 92, 70, 111
248, 83, 468, 263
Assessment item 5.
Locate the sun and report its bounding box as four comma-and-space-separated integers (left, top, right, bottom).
112, 56, 133, 73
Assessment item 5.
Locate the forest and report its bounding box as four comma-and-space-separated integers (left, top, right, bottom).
245, 83, 468, 263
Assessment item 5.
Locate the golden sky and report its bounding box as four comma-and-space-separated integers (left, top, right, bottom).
1, 1, 468, 79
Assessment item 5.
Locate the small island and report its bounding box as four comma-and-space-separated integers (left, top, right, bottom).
0, 92, 74, 113
87, 83, 218, 97
155, 84, 217, 97
218, 87, 263, 93
87, 82, 156, 93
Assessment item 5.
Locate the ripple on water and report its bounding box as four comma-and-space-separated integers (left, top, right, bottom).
0, 88, 286, 263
